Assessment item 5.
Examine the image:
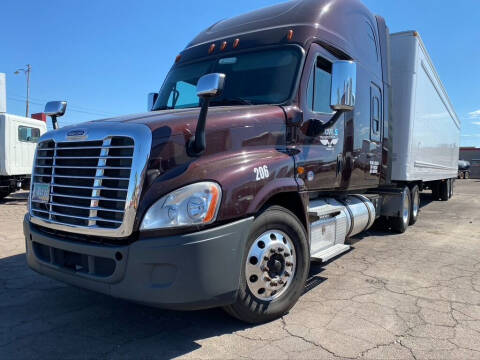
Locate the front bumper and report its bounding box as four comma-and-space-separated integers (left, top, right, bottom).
24, 215, 253, 310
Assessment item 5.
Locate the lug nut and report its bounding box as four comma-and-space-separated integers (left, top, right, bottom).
264, 276, 271, 282
284, 272, 290, 277
286, 262, 293, 267
278, 248, 284, 252
270, 249, 276, 254
270, 282, 278, 287
278, 279, 284, 285
263, 256, 269, 261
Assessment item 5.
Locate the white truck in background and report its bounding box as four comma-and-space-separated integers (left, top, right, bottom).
0, 73, 47, 199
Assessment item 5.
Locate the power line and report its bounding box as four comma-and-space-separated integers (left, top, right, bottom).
9, 93, 119, 116
7, 96, 117, 117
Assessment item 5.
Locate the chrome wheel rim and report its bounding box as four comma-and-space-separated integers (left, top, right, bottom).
402, 191, 410, 224
245, 230, 296, 301
412, 189, 420, 219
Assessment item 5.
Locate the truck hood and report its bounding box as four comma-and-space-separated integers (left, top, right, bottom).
91, 105, 286, 139
88, 105, 288, 187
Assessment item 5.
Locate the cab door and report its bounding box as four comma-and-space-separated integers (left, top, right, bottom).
294, 44, 344, 191
363, 83, 383, 183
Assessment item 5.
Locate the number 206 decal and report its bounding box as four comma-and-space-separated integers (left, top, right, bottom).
254, 165, 270, 181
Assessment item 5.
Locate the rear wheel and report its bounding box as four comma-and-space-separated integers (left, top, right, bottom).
431, 182, 440, 200
390, 186, 411, 233
409, 185, 420, 225
440, 180, 449, 201
449, 179, 453, 199
465, 172, 470, 179
223, 205, 309, 324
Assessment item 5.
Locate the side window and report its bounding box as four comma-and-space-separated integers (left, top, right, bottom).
306, 57, 332, 114
18, 126, 40, 143
370, 84, 382, 141
167, 81, 199, 109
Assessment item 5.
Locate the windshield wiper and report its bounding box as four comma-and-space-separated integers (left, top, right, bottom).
210, 97, 254, 106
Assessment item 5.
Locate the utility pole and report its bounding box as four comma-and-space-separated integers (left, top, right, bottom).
14, 64, 31, 117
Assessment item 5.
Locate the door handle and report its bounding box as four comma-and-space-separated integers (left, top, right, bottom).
337, 154, 344, 176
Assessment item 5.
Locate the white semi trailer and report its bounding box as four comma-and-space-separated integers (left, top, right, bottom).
390, 32, 460, 199
0, 73, 47, 199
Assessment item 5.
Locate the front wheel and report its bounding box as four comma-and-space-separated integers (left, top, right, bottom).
223, 205, 309, 324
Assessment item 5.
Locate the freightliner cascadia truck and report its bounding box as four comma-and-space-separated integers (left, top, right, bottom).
24, 0, 460, 323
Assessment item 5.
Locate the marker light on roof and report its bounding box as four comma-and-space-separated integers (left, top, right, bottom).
287, 30, 294, 41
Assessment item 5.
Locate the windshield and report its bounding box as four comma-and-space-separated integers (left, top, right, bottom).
153, 47, 302, 110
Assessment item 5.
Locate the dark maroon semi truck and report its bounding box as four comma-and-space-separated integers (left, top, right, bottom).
24, 0, 460, 323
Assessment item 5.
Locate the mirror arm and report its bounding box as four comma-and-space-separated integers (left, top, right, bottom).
309, 110, 345, 136
51, 115, 59, 130
187, 98, 210, 156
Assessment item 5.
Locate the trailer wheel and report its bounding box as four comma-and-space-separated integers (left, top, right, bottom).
465, 172, 470, 179
459, 172, 464, 179
431, 182, 440, 200
440, 180, 449, 201
409, 185, 420, 225
223, 205, 309, 324
390, 186, 411, 233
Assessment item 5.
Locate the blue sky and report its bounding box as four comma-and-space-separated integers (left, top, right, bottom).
1, 0, 479, 146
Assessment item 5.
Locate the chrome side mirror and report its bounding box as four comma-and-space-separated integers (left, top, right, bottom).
196, 73, 226, 99
148, 92, 158, 111
44, 101, 67, 117
187, 73, 226, 157
44, 101, 67, 129
330, 61, 356, 111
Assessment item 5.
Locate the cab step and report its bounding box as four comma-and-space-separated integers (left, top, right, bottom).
311, 244, 350, 262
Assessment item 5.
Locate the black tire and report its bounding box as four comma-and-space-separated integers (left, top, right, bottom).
390, 186, 411, 233
431, 182, 440, 200
449, 179, 453, 199
409, 185, 420, 225
440, 180, 449, 201
223, 205, 309, 324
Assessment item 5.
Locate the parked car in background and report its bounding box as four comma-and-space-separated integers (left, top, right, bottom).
458, 160, 471, 179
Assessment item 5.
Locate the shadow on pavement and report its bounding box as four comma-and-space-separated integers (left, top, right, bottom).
0, 253, 253, 358
0, 192, 29, 205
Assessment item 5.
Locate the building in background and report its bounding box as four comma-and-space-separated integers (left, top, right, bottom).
460, 147, 480, 179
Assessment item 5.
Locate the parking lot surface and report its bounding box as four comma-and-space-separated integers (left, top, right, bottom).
1, 180, 480, 359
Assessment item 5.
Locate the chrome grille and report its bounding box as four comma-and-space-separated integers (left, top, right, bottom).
31, 137, 134, 230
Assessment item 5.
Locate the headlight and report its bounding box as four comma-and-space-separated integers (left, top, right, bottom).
140, 182, 222, 230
